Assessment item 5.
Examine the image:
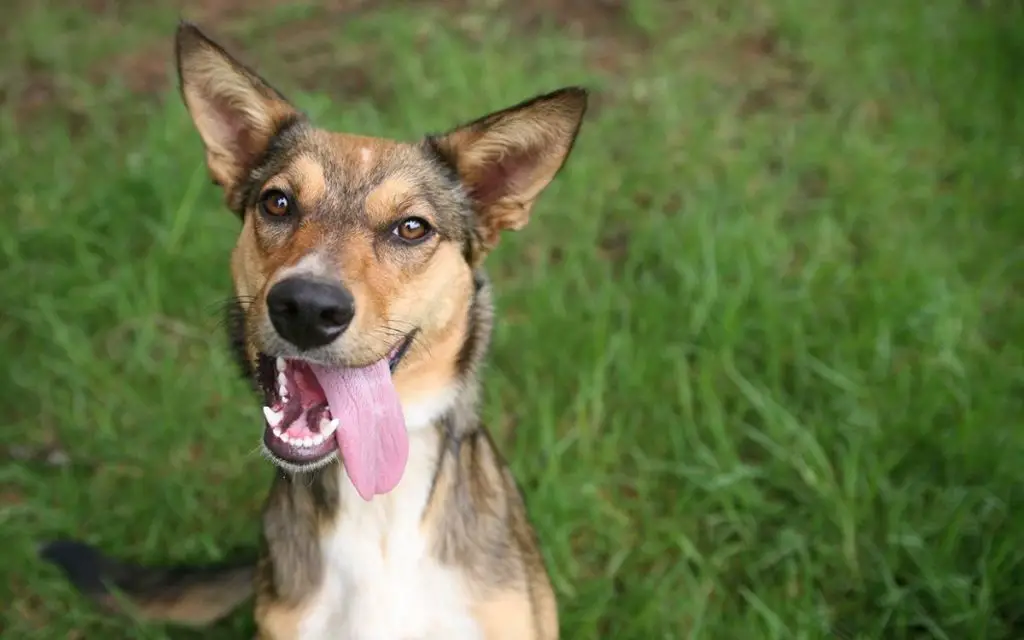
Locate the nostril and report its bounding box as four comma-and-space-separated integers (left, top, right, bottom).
319, 306, 349, 329
321, 307, 342, 327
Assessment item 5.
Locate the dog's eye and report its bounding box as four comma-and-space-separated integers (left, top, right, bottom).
259, 190, 292, 217
393, 217, 432, 243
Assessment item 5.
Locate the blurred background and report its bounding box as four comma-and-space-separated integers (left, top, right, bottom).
2, 0, 1023, 638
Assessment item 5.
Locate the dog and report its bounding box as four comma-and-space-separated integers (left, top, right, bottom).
40, 21, 588, 640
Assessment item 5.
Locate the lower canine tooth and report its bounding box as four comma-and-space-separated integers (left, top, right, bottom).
320, 416, 339, 435
276, 357, 286, 372
263, 406, 283, 427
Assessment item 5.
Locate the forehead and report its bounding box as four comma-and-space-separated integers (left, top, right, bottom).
319, 130, 408, 180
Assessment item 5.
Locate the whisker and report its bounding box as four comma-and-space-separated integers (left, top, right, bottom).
377, 317, 435, 359
202, 295, 257, 331
205, 295, 257, 317
381, 316, 416, 329
410, 333, 433, 359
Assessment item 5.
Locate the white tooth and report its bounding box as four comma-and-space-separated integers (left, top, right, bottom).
313, 434, 324, 445
329, 418, 339, 432
319, 415, 332, 432
263, 406, 283, 427
279, 432, 289, 443
302, 437, 313, 447
273, 428, 282, 438
276, 357, 286, 372
277, 372, 288, 387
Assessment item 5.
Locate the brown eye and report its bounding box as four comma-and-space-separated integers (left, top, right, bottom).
259, 190, 291, 217
393, 217, 432, 243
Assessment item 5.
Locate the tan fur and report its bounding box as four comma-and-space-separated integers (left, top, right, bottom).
255, 600, 309, 639
276, 154, 328, 206
41, 22, 587, 640
389, 248, 473, 403
473, 591, 540, 640
364, 174, 425, 229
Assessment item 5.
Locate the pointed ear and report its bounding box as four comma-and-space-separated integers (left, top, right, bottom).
431, 87, 588, 255
174, 22, 300, 194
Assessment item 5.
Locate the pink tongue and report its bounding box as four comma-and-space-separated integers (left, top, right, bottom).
309, 359, 408, 501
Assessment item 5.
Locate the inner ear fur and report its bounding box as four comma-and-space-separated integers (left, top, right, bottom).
431, 87, 588, 256
174, 22, 300, 199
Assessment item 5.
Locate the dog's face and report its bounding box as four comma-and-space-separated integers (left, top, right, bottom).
175, 23, 586, 493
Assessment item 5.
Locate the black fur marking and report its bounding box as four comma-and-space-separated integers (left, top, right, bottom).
235, 115, 307, 217
419, 137, 475, 255
421, 135, 461, 184
40, 540, 118, 596
225, 298, 255, 386
423, 417, 453, 509
455, 272, 485, 377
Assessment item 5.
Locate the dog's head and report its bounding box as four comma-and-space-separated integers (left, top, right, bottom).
175, 23, 587, 496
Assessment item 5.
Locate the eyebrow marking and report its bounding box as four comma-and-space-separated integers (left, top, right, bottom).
364, 175, 422, 228
287, 154, 327, 203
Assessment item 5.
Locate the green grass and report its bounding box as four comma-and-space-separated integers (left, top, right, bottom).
2, 0, 1023, 638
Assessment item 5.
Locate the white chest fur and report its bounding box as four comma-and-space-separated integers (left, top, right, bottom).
296, 404, 482, 640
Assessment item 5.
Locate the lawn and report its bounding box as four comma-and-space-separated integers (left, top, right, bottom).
2, 0, 1022, 638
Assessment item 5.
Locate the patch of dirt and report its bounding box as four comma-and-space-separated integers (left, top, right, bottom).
99, 45, 172, 98
1, 58, 58, 116
90, 0, 388, 107
459, 0, 659, 76
501, 0, 647, 43
598, 226, 631, 269
0, 57, 89, 135
729, 26, 828, 117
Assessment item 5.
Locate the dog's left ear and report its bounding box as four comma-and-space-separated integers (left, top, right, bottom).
431, 87, 588, 256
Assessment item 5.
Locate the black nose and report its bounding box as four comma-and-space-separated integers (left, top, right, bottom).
266, 277, 355, 350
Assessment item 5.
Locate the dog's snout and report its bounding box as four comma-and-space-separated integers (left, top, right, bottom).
267, 277, 355, 350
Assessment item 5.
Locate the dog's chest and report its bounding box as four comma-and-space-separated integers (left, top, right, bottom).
297, 434, 481, 640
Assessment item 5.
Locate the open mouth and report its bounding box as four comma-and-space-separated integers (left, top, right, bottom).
257, 333, 415, 482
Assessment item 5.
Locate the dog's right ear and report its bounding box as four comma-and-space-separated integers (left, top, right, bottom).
175, 22, 300, 195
